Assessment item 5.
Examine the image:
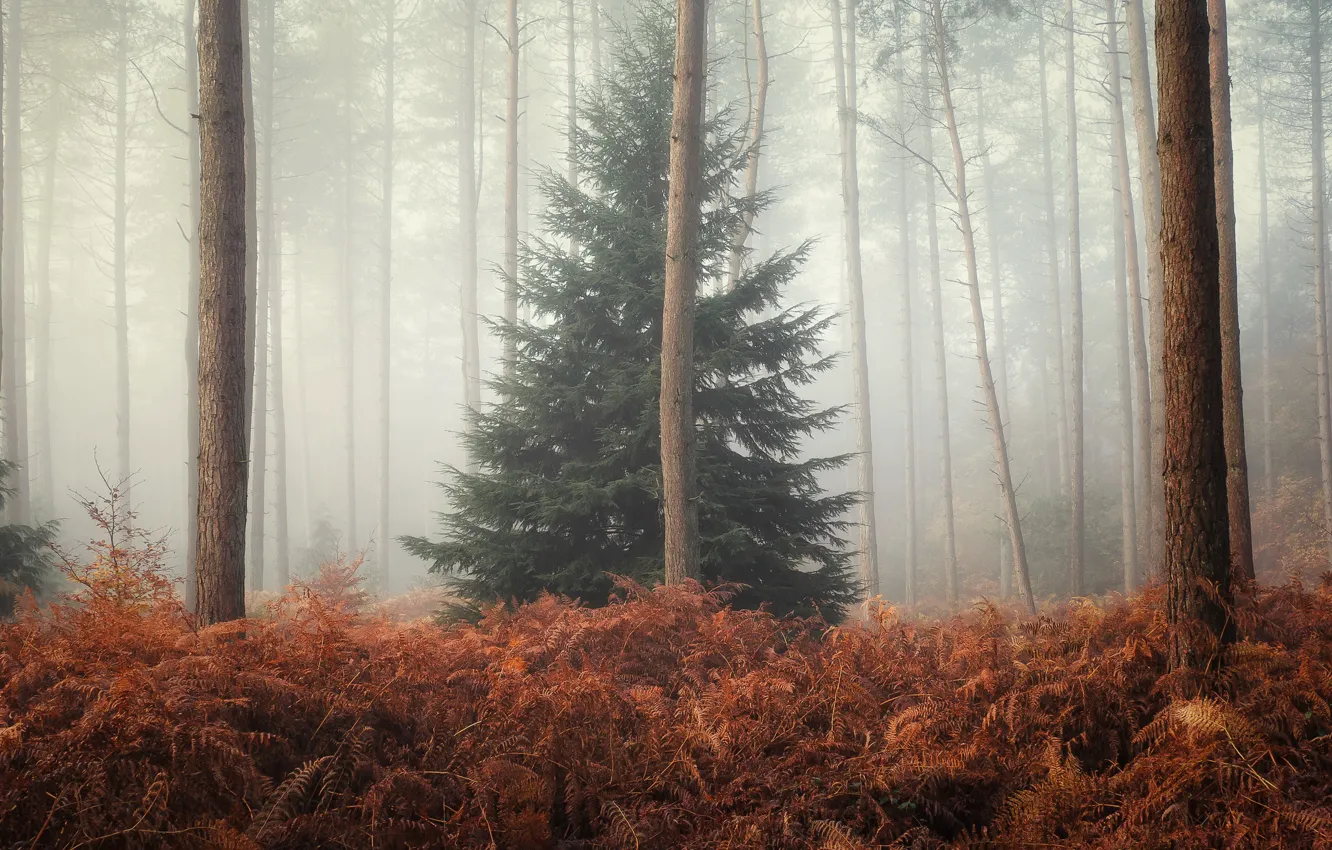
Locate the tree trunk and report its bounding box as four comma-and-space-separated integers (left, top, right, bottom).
661, 0, 707, 586
1062, 0, 1086, 597
377, 0, 395, 588
977, 78, 1011, 598
1157, 0, 1233, 670
3, 0, 29, 526
565, 0, 577, 215
898, 5, 916, 605
830, 0, 879, 602
272, 202, 288, 588
249, 0, 274, 593
459, 0, 481, 470
185, 0, 202, 610
1313, 0, 1332, 569
502, 0, 518, 376
1125, 0, 1166, 570
919, 25, 958, 607
1258, 86, 1272, 497
195, 0, 250, 626
342, 49, 358, 551
932, 0, 1034, 614
1037, 22, 1071, 497
242, 0, 258, 488
1113, 157, 1140, 594
294, 232, 312, 552
1107, 0, 1153, 577
1209, 0, 1254, 582
113, 0, 130, 506
34, 89, 58, 522
726, 0, 768, 290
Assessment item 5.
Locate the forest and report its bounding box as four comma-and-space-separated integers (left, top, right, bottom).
1, 0, 1332, 844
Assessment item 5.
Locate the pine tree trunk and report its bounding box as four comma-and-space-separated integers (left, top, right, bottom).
503, 0, 518, 376
1313, 0, 1332, 569
195, 0, 250, 626
830, 0, 880, 602
1037, 23, 1071, 496
3, 0, 29, 526
1209, 0, 1254, 582
377, 0, 395, 588
185, 0, 202, 611
1157, 0, 1233, 670
932, 0, 1034, 614
897, 9, 917, 606
249, 0, 274, 593
1125, 0, 1166, 571
294, 232, 312, 552
977, 78, 1011, 598
113, 0, 130, 507
661, 0, 707, 586
1113, 158, 1140, 594
919, 27, 958, 607
1065, 0, 1085, 596
34, 90, 58, 522
342, 51, 358, 551
459, 0, 481, 470
1107, 0, 1152, 577
1258, 87, 1272, 497
726, 0, 768, 290
271, 203, 288, 588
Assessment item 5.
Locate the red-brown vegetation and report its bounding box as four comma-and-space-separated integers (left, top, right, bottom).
3, 529, 1332, 848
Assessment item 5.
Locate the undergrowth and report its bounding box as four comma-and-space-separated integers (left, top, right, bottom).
2, 523, 1332, 848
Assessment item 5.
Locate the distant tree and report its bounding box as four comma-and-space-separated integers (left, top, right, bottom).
195, 0, 249, 625
403, 8, 858, 621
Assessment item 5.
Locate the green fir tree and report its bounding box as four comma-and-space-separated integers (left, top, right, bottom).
404, 7, 858, 621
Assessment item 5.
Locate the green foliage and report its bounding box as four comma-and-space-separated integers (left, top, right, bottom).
0, 461, 58, 619
403, 6, 857, 622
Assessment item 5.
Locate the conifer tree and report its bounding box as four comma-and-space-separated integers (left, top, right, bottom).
404, 8, 857, 621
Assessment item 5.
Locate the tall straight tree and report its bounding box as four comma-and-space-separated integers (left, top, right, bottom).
377, 0, 396, 586
195, 0, 250, 625
1258, 84, 1273, 496
249, 0, 276, 593
2, 0, 28, 524
661, 0, 707, 585
1065, 0, 1086, 596
271, 204, 289, 587
931, 0, 1034, 614
1037, 21, 1071, 495
242, 0, 258, 485
34, 85, 60, 521
459, 0, 481, 466
919, 22, 958, 607
726, 0, 769, 289
1313, 0, 1332, 566
113, 0, 130, 502
829, 0, 879, 601
1107, 0, 1152, 568
185, 0, 202, 610
1209, 0, 1253, 581
1157, 0, 1233, 670
503, 0, 519, 376
1112, 157, 1139, 593
341, 9, 358, 550
898, 6, 917, 605
1125, 0, 1166, 567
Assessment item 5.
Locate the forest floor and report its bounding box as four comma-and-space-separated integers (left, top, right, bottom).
3, 549, 1332, 849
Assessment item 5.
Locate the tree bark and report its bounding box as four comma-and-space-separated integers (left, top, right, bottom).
661, 0, 707, 586
1113, 157, 1140, 594
459, 0, 481, 470
1313, 0, 1332, 569
186, 0, 202, 611
195, 0, 250, 626
249, 0, 274, 593
1107, 0, 1153, 577
898, 5, 917, 605
3, 0, 30, 526
1209, 0, 1254, 582
932, 0, 1034, 614
1125, 0, 1166, 571
1156, 0, 1233, 670
503, 0, 518, 376
830, 0, 880, 601
377, 0, 395, 588
1065, 0, 1085, 596
919, 24, 958, 607
726, 0, 768, 290
1037, 22, 1071, 498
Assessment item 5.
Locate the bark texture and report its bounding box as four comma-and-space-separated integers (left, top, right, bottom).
195, 0, 249, 626
1156, 0, 1234, 670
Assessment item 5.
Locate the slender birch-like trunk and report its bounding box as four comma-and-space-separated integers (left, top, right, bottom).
897, 6, 917, 605
1113, 158, 1139, 594
932, 0, 1034, 614
1065, 0, 1086, 596
377, 0, 396, 587
272, 206, 288, 587
459, 0, 481, 468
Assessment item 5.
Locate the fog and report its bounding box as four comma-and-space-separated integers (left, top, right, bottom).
4, 0, 1323, 603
